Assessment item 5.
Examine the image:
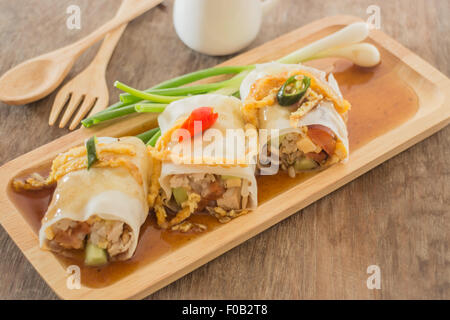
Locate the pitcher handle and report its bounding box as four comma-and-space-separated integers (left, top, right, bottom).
261, 0, 279, 16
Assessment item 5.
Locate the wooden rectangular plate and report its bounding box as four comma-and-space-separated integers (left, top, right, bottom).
0, 16, 449, 299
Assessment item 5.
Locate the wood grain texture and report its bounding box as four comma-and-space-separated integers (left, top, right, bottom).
0, 0, 448, 300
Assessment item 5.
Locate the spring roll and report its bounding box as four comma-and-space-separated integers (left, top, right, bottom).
37, 136, 150, 262
150, 94, 257, 229
240, 62, 350, 176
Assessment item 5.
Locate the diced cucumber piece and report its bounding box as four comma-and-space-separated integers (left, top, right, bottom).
85, 242, 108, 266
221, 175, 239, 180
172, 187, 188, 206
294, 157, 318, 171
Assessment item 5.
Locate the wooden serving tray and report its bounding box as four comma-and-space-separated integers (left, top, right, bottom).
0, 16, 449, 299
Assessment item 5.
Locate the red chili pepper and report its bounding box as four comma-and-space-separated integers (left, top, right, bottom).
179, 107, 219, 142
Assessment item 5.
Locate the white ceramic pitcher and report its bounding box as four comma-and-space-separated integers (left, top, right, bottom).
173, 0, 279, 56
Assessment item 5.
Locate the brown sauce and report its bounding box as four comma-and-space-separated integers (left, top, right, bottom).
8, 182, 222, 288
305, 58, 419, 150
7, 58, 419, 288
60, 213, 222, 288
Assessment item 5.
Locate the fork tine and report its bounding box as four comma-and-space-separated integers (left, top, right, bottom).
49, 91, 71, 126
59, 94, 84, 128
69, 96, 98, 130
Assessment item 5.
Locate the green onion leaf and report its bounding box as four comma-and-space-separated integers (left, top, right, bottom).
134, 103, 167, 113
147, 129, 161, 147
81, 104, 137, 128
82, 66, 255, 128
115, 81, 185, 104
136, 127, 159, 144
86, 136, 98, 170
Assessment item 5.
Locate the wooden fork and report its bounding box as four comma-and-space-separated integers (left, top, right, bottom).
49, 0, 144, 130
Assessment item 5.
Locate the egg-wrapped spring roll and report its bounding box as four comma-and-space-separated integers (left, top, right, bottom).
240, 62, 350, 176
151, 94, 257, 229
38, 137, 150, 262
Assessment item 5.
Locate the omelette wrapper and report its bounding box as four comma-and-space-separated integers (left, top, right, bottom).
39, 136, 150, 261
154, 95, 258, 225
240, 62, 349, 172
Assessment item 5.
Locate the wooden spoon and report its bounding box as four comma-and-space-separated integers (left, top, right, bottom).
0, 0, 163, 106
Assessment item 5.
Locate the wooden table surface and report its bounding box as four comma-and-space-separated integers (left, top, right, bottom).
0, 0, 448, 300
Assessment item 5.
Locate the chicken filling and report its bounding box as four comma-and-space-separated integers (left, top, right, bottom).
265, 125, 344, 177
168, 173, 249, 212
45, 216, 133, 262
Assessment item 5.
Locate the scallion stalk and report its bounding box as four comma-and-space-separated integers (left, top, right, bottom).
83, 66, 254, 128
86, 136, 98, 169
81, 104, 138, 127
113, 65, 254, 109
277, 22, 370, 64
136, 127, 159, 144
212, 71, 250, 96
120, 77, 240, 103
115, 81, 185, 104
82, 23, 376, 128
154, 65, 253, 89
135, 103, 167, 113
147, 129, 161, 147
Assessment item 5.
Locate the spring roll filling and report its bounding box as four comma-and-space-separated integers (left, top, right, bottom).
44, 216, 133, 260
243, 71, 349, 178
151, 172, 250, 231
168, 173, 249, 212
264, 125, 347, 177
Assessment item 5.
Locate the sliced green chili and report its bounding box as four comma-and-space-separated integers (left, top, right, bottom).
277, 75, 311, 106
86, 136, 98, 170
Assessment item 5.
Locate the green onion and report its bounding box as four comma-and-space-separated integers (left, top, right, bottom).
119, 93, 142, 104
277, 22, 370, 64
120, 78, 238, 102
86, 136, 98, 170
115, 81, 185, 104
82, 102, 167, 128
211, 71, 250, 96
81, 24, 376, 129
135, 103, 167, 113
82, 66, 254, 128
102, 100, 128, 112
116, 66, 254, 107
147, 129, 161, 147
154, 65, 253, 89
81, 104, 138, 128
136, 127, 160, 144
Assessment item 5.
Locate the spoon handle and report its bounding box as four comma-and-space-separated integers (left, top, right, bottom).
87, 0, 133, 72
64, 0, 163, 59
